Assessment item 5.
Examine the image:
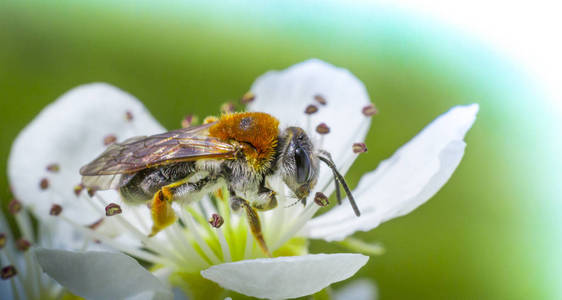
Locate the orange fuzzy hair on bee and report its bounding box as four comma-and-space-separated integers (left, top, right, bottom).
209, 112, 279, 171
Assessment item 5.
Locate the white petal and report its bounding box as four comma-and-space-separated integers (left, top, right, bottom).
305, 104, 479, 241
334, 279, 378, 300
152, 266, 174, 286
201, 253, 368, 299
0, 211, 18, 299
8, 83, 164, 227
35, 248, 172, 300
0, 283, 14, 300
248, 59, 372, 174
125, 291, 173, 300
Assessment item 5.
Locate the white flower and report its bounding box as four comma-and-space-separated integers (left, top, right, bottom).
8, 60, 478, 299
34, 248, 172, 300
0, 203, 171, 300
0, 202, 66, 299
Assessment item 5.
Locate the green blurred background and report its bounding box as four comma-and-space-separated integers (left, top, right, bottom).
1, 1, 560, 299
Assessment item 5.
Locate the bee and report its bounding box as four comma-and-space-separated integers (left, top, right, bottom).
80, 112, 359, 256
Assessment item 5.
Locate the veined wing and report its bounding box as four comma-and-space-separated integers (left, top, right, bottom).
80, 122, 236, 178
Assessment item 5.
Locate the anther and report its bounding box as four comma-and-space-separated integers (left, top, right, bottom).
220, 102, 236, 114
1, 266, 17, 280
104, 134, 117, 146
314, 94, 327, 105
181, 114, 198, 128
46, 163, 60, 173
125, 110, 134, 121
16, 239, 31, 252
74, 184, 84, 196
305, 104, 319, 115
87, 187, 97, 197
40, 178, 49, 190
352, 142, 368, 153
50, 204, 63, 216
362, 104, 378, 116
0, 233, 6, 249
8, 199, 22, 214
105, 203, 122, 216
208, 213, 224, 228
88, 218, 104, 230
314, 192, 329, 207
316, 123, 330, 135
240, 91, 255, 104
203, 116, 219, 124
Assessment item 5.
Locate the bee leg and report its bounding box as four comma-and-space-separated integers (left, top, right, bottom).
149, 176, 218, 236
252, 183, 278, 211
231, 195, 272, 257
148, 187, 177, 237
243, 201, 272, 257
148, 177, 194, 237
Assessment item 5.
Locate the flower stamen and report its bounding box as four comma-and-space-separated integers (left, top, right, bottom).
305, 105, 319, 115
220, 102, 236, 114
39, 178, 49, 190
179, 209, 221, 264
181, 114, 198, 128
1, 266, 17, 280
103, 135, 117, 146
74, 184, 84, 196
105, 203, 122, 216
203, 116, 219, 124
15, 239, 31, 252
8, 199, 22, 214
59, 214, 169, 265
49, 204, 63, 216
352, 143, 368, 153
0, 233, 6, 249
125, 110, 134, 121
314, 94, 327, 105
88, 218, 104, 230
209, 214, 225, 228
314, 192, 329, 207
78, 192, 196, 268
316, 123, 330, 135
316, 123, 330, 149
240, 91, 255, 104
216, 227, 232, 262
362, 104, 377, 116
46, 163, 60, 173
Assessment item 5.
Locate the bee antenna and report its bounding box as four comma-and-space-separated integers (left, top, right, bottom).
317, 152, 361, 217
318, 150, 342, 206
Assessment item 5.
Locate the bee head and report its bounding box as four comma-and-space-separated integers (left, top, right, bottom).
278, 127, 319, 204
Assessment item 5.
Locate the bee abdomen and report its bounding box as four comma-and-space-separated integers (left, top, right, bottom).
120, 179, 152, 203
119, 162, 196, 203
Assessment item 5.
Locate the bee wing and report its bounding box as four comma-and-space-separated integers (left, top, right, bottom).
80, 122, 236, 189
81, 173, 137, 191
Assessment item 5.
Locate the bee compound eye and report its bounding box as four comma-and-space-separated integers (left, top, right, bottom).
295, 146, 311, 184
